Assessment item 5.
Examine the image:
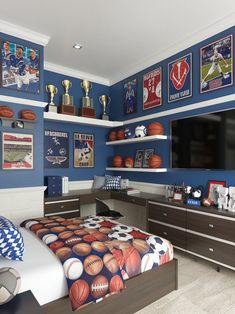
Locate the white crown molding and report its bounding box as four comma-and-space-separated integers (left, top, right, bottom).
0, 95, 47, 108
0, 19, 50, 46
44, 62, 110, 86
109, 12, 235, 85
123, 94, 235, 125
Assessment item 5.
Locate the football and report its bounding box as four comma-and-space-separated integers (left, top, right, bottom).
108, 231, 133, 242
0, 267, 21, 305
91, 275, 109, 299
135, 125, 147, 137
0, 106, 14, 118
20, 109, 36, 121
65, 236, 82, 247
146, 236, 168, 256
69, 279, 89, 310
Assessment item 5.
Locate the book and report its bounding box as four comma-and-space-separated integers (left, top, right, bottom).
126, 188, 140, 195
62, 176, 69, 194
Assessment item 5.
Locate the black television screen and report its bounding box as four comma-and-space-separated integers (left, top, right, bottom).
171, 109, 235, 170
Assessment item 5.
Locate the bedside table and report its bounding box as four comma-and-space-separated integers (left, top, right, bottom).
0, 290, 44, 314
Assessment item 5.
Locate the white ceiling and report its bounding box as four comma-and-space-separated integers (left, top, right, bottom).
0, 0, 235, 85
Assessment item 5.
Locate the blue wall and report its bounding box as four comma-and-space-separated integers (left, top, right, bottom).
109, 26, 235, 192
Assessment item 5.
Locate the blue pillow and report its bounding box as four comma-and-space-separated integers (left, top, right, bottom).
103, 175, 121, 190
0, 216, 24, 261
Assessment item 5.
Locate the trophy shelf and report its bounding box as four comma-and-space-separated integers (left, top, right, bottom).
106, 167, 167, 172
44, 112, 123, 128
106, 134, 167, 145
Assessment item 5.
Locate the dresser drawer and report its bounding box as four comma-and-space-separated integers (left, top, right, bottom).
148, 202, 186, 228
44, 198, 80, 215
112, 193, 146, 206
187, 211, 235, 243
149, 221, 186, 249
187, 233, 235, 268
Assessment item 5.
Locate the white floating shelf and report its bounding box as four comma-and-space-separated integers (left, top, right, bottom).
106, 134, 167, 145
44, 112, 123, 128
0, 95, 47, 108
106, 167, 167, 172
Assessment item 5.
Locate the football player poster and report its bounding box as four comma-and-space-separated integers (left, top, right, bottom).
74, 133, 94, 168
1, 40, 40, 94
168, 53, 192, 102
143, 67, 162, 110
44, 130, 69, 168
200, 34, 233, 93
123, 78, 137, 115
2, 133, 33, 170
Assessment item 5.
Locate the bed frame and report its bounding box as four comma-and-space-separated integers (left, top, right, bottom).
43, 258, 178, 314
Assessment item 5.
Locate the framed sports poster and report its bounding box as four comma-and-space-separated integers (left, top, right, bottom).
143, 67, 162, 110
44, 130, 69, 168
74, 133, 94, 168
123, 78, 137, 115
142, 148, 154, 168
134, 149, 144, 168
168, 53, 192, 103
200, 34, 233, 93
207, 180, 226, 204
2, 132, 33, 170
0, 40, 40, 94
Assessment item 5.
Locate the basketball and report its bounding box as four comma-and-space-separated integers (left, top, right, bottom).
124, 157, 134, 168
116, 129, 125, 140
0, 106, 14, 118
147, 122, 164, 136
72, 243, 92, 256
103, 253, 119, 273
109, 275, 124, 293
112, 155, 123, 167
91, 275, 109, 299
0, 267, 21, 305
49, 241, 64, 252
84, 255, 103, 275
132, 239, 150, 254
20, 109, 36, 121
108, 131, 117, 141
148, 154, 162, 168
92, 231, 108, 241
69, 279, 89, 310
123, 247, 141, 277
82, 234, 96, 242
63, 258, 83, 280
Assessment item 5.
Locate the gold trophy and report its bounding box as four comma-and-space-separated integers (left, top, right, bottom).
59, 80, 75, 115
99, 95, 111, 120
79, 79, 96, 118
46, 84, 58, 112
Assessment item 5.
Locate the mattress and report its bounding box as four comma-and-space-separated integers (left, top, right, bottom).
0, 227, 67, 305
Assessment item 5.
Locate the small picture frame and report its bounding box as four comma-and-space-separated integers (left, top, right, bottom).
173, 191, 183, 202
134, 149, 144, 168
74, 133, 94, 168
142, 148, 154, 168
208, 180, 226, 204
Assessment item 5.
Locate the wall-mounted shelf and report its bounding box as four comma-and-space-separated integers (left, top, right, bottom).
106, 167, 167, 172
0, 117, 36, 129
44, 112, 123, 128
106, 134, 167, 145
0, 95, 47, 108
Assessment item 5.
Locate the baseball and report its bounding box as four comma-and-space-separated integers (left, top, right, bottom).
63, 258, 83, 280
84, 255, 103, 276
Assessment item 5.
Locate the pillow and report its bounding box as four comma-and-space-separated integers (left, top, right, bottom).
92, 175, 106, 190
103, 175, 121, 190
0, 216, 24, 261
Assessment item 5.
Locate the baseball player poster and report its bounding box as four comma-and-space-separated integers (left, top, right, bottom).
168, 53, 192, 103
74, 133, 94, 168
1, 40, 40, 94
143, 67, 162, 110
44, 130, 69, 168
200, 34, 233, 93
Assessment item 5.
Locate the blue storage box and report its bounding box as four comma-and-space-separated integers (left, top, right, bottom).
186, 198, 201, 207
44, 176, 62, 196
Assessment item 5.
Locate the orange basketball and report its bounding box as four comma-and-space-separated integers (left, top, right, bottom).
147, 122, 164, 136
148, 154, 162, 168
20, 109, 36, 121
113, 155, 123, 167
116, 129, 125, 140
69, 279, 89, 310
123, 247, 141, 277
124, 157, 134, 168
0, 106, 14, 118
109, 131, 117, 141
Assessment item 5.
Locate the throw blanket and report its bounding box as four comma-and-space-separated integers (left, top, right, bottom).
22, 216, 173, 311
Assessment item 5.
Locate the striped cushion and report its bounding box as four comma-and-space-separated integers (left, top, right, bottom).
0, 216, 24, 261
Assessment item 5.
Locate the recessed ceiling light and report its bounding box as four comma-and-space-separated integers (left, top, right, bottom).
73, 43, 83, 50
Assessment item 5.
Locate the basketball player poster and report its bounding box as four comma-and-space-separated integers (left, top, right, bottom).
123, 78, 137, 115
168, 53, 192, 103
200, 34, 233, 93
74, 133, 94, 168
143, 67, 162, 110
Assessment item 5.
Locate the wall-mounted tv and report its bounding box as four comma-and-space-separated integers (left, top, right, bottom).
171, 108, 235, 170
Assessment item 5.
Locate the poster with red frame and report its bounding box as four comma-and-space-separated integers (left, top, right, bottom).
143, 67, 162, 110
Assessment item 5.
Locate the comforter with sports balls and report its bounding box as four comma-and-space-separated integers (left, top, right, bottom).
22, 216, 173, 311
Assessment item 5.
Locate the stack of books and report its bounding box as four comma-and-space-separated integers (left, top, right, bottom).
125, 188, 140, 195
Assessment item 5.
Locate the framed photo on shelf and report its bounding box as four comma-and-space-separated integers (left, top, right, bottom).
134, 149, 144, 168
143, 67, 162, 110
168, 53, 192, 103
123, 78, 137, 115
0, 40, 40, 94
74, 133, 94, 168
2, 132, 33, 170
44, 130, 69, 168
208, 180, 226, 204
142, 148, 154, 168
200, 34, 233, 93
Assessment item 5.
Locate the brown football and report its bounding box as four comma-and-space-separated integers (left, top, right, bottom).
90, 275, 109, 299
0, 106, 14, 118
20, 109, 36, 121
84, 255, 103, 275
123, 247, 141, 277
109, 275, 124, 293
69, 279, 89, 310
65, 236, 82, 246
58, 231, 74, 239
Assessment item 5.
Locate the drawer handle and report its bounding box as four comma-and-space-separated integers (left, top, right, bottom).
163, 213, 168, 217
163, 231, 168, 236
209, 247, 214, 252
208, 224, 214, 228
61, 205, 65, 209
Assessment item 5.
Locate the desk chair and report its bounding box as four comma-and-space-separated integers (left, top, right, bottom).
95, 198, 123, 219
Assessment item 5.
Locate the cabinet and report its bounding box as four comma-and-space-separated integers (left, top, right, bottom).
44, 197, 80, 218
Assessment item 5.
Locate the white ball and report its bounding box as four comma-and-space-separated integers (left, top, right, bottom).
108, 231, 133, 242
141, 253, 157, 272
135, 125, 147, 137
146, 236, 168, 256
0, 267, 21, 305
42, 233, 58, 245
112, 224, 133, 233
63, 258, 83, 280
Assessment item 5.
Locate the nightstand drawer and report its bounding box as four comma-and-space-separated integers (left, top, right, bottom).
149, 221, 186, 249
148, 202, 186, 228
187, 233, 235, 268
187, 211, 235, 243
44, 198, 80, 215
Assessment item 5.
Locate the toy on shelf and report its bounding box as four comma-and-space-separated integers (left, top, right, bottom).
217, 186, 229, 210
228, 187, 235, 212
